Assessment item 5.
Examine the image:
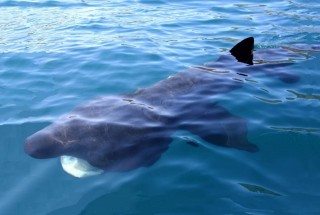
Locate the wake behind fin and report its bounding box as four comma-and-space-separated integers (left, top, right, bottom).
230, 37, 254, 65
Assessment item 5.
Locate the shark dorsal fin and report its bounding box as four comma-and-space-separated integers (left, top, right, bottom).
230, 37, 254, 65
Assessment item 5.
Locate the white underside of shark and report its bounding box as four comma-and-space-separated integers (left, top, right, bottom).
60, 156, 103, 178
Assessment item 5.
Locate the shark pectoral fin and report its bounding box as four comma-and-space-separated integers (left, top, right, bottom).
230, 37, 254, 65
139, 136, 172, 168
189, 125, 258, 152
180, 104, 258, 152
219, 120, 259, 152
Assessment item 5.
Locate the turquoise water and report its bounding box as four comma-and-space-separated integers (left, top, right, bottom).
1, 0, 320, 214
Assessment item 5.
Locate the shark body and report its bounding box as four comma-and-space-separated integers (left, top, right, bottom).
24, 37, 301, 175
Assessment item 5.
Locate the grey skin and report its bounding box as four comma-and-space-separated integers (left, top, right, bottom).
24, 37, 302, 172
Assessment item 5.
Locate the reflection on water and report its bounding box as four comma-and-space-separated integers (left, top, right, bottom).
239, 182, 282, 196
287, 90, 320, 100
270, 126, 320, 133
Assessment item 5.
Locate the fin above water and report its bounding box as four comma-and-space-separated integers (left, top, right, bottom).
230, 37, 254, 65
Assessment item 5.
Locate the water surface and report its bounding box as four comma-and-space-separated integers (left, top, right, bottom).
0, 0, 320, 214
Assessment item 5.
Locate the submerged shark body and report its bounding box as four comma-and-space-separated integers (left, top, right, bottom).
24, 37, 303, 177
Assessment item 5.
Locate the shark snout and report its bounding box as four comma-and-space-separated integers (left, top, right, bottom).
24, 131, 64, 159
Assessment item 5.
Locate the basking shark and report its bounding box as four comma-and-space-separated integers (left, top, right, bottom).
24, 37, 302, 177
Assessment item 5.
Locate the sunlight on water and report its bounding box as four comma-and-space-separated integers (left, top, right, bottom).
0, 161, 55, 214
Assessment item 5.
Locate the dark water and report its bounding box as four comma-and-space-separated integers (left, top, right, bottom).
0, 0, 320, 214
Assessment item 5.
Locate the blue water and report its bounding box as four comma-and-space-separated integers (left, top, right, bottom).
1, 0, 320, 214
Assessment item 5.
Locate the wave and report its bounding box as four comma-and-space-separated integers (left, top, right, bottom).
0, 0, 89, 7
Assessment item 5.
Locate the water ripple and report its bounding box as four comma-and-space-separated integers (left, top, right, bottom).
0, 0, 88, 7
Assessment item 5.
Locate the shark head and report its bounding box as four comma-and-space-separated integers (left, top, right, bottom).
24, 116, 118, 177
24, 113, 114, 163
24, 127, 65, 159
24, 122, 106, 178
24, 118, 107, 177
24, 97, 170, 176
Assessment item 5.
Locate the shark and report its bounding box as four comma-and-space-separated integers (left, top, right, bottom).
24, 37, 301, 177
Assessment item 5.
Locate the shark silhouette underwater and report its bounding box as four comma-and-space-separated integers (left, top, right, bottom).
24, 37, 302, 177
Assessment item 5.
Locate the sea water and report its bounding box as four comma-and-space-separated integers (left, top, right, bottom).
0, 0, 319, 214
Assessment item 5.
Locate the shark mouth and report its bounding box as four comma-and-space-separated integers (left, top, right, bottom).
60, 156, 104, 178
